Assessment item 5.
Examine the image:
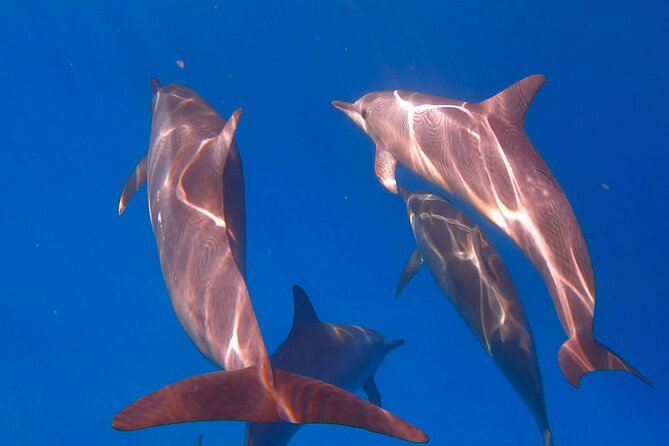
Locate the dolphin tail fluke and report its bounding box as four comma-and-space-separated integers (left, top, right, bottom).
118, 154, 148, 215
112, 367, 427, 442
273, 369, 427, 443
558, 337, 653, 388
112, 367, 278, 430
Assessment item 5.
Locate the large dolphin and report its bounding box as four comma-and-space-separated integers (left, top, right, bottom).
246, 285, 404, 446
332, 76, 651, 387
114, 79, 426, 443
396, 191, 552, 445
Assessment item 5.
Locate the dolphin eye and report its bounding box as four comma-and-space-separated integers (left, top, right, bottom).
360, 108, 368, 119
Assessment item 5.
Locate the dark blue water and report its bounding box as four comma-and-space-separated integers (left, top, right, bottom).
1, 1, 666, 445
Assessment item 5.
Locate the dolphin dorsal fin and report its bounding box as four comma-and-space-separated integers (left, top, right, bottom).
291, 285, 320, 333
481, 74, 546, 128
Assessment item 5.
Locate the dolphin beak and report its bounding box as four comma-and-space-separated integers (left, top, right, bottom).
332, 100, 366, 131
386, 339, 405, 352
331, 100, 356, 114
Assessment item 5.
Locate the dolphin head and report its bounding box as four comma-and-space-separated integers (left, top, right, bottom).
332, 92, 402, 142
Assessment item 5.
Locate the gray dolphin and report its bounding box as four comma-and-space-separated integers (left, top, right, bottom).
113, 79, 426, 443
396, 191, 552, 445
333, 76, 651, 387
246, 285, 404, 446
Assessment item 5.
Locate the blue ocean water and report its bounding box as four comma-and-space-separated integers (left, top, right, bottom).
1, 0, 667, 445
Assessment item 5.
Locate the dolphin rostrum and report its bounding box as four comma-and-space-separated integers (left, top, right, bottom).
333, 76, 651, 387
114, 79, 427, 443
246, 285, 405, 446
396, 191, 552, 445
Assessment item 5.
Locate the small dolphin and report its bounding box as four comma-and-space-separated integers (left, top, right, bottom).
114, 79, 426, 443
396, 191, 552, 445
333, 76, 651, 387
246, 285, 404, 446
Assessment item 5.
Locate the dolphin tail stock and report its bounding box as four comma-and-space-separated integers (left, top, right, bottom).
558, 336, 653, 388
272, 368, 427, 442
113, 367, 428, 443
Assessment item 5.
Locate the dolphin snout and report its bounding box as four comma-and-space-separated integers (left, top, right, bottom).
386, 339, 405, 352
332, 100, 367, 131
331, 100, 357, 114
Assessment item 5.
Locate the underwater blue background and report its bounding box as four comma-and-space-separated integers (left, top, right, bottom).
1, 0, 667, 444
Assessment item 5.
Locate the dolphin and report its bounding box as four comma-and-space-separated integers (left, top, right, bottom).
332, 75, 651, 387
396, 190, 552, 445
114, 79, 427, 443
246, 285, 405, 446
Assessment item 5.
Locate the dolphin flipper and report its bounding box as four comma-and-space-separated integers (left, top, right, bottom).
396, 251, 423, 297
363, 377, 382, 406
374, 149, 398, 194
118, 154, 147, 215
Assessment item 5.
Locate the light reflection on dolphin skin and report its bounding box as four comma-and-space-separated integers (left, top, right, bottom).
333, 76, 651, 387
396, 191, 552, 446
246, 285, 404, 446
113, 79, 427, 443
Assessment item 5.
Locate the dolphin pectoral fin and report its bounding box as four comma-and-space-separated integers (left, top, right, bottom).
112, 367, 278, 430
374, 149, 398, 194
363, 377, 382, 406
118, 154, 147, 216
273, 369, 427, 442
396, 250, 423, 297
